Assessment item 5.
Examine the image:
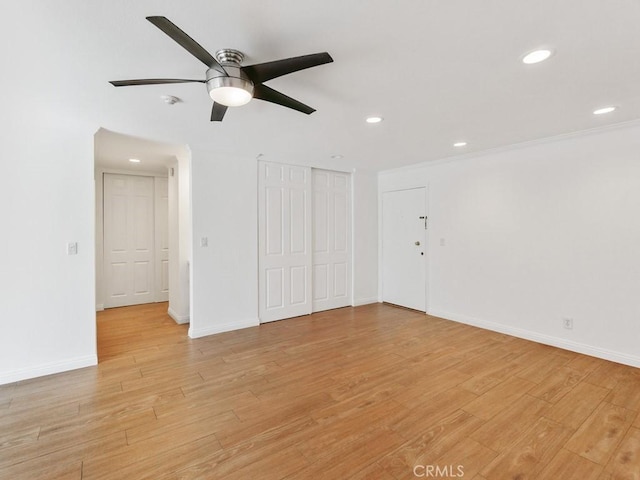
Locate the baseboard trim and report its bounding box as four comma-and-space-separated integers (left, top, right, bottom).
0, 354, 98, 385
429, 309, 640, 368
168, 307, 190, 325
188, 318, 259, 339
352, 297, 379, 307
95, 304, 104, 312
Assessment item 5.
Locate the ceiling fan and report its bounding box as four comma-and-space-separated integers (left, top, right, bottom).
109, 16, 333, 122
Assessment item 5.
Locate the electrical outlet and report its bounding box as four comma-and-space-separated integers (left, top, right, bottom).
562, 317, 573, 330
200, 237, 208, 247
67, 242, 78, 255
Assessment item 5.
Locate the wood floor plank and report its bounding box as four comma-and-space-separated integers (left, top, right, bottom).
606, 375, 640, 412
377, 409, 485, 478
537, 448, 603, 479
392, 387, 478, 440
586, 361, 640, 390
83, 432, 222, 480
297, 398, 408, 463
470, 394, 550, 453
219, 446, 309, 480
565, 401, 636, 465
516, 353, 570, 384
481, 417, 573, 479
1, 431, 125, 478
347, 462, 397, 480
462, 376, 536, 420
0, 458, 82, 480
286, 427, 406, 480
528, 366, 585, 404
430, 437, 497, 480
542, 381, 611, 429
0, 425, 40, 451
168, 416, 317, 479
566, 354, 605, 376
603, 426, 640, 479
125, 408, 238, 445
3, 302, 640, 478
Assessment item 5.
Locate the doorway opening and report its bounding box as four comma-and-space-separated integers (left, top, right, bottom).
94, 128, 191, 361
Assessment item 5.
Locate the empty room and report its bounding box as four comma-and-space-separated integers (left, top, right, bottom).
2, 1, 640, 479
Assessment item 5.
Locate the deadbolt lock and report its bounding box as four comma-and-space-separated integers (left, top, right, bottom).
415, 241, 421, 246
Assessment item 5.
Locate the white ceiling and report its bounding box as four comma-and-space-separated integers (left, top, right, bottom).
8, 0, 640, 172
95, 128, 185, 174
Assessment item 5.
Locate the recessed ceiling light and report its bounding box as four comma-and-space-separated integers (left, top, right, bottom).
593, 106, 617, 115
453, 142, 467, 147
129, 158, 141, 163
366, 116, 383, 124
331, 154, 344, 159
522, 49, 553, 65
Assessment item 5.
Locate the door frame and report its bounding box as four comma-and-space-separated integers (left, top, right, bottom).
257, 161, 354, 323
378, 185, 429, 313
96, 168, 169, 310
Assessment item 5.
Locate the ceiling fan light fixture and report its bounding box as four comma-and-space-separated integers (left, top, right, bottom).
207, 77, 254, 107
111, 19, 333, 121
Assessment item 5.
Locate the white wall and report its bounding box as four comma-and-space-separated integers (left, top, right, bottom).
188, 154, 380, 338
0, 122, 97, 384
168, 151, 191, 323
352, 169, 379, 306
188, 148, 260, 337
380, 121, 640, 367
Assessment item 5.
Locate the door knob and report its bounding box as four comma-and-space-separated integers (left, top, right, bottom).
414, 241, 420, 246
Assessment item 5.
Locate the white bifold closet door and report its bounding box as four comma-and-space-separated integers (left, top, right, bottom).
104, 173, 158, 308
258, 162, 352, 323
258, 162, 313, 323
312, 169, 352, 312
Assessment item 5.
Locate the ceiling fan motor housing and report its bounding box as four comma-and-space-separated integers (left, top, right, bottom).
206, 49, 254, 105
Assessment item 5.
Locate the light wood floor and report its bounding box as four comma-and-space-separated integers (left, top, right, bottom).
2, 303, 640, 479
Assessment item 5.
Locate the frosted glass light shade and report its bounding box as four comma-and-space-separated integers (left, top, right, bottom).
207, 76, 254, 107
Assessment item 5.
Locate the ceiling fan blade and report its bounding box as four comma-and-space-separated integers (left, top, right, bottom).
109, 79, 205, 87
242, 52, 333, 83
146, 16, 227, 75
211, 102, 228, 122
253, 84, 315, 115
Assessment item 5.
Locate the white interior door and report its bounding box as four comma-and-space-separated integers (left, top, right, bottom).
104, 174, 155, 308
154, 177, 169, 302
312, 169, 352, 312
259, 162, 312, 323
382, 187, 427, 311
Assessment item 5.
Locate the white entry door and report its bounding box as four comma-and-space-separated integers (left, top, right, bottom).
258, 162, 313, 323
382, 188, 427, 311
104, 174, 155, 308
312, 169, 352, 312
